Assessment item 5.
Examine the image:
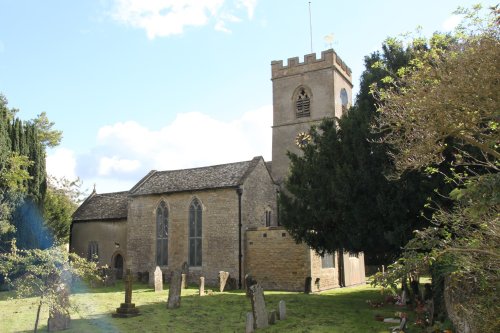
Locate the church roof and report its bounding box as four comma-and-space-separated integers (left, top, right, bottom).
129, 156, 263, 196
72, 191, 129, 222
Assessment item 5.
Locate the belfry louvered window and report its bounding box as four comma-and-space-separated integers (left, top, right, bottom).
189, 198, 202, 267
156, 201, 169, 266
296, 88, 311, 118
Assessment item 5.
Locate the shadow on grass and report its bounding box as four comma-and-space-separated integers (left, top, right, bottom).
60, 285, 407, 333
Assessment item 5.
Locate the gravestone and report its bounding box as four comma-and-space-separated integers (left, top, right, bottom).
199, 277, 205, 296
278, 300, 286, 320
181, 262, 188, 288
181, 273, 187, 289
167, 270, 182, 309
103, 267, 116, 287
47, 273, 71, 331
112, 269, 140, 318
154, 266, 163, 292
219, 271, 230, 292
304, 277, 312, 294
245, 312, 254, 333
249, 284, 268, 329
268, 310, 277, 325
245, 274, 257, 297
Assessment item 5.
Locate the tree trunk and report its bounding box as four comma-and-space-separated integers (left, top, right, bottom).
34, 297, 43, 333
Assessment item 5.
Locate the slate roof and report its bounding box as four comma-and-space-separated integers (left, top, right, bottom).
129, 156, 263, 196
72, 191, 129, 222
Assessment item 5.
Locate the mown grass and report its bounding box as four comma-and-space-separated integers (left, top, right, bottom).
0, 282, 420, 333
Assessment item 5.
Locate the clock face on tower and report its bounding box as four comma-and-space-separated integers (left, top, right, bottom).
295, 132, 311, 148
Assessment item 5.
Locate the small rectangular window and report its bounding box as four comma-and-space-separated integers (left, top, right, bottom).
87, 241, 99, 262
321, 253, 334, 268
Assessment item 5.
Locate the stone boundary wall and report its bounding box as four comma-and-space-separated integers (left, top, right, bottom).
245, 227, 310, 291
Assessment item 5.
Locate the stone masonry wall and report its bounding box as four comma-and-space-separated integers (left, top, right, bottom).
126, 188, 240, 286
310, 251, 340, 292
245, 227, 310, 291
71, 219, 127, 268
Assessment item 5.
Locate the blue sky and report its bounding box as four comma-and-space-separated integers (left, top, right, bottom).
0, 0, 496, 194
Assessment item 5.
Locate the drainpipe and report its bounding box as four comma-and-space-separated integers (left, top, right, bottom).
237, 187, 243, 289
276, 188, 280, 226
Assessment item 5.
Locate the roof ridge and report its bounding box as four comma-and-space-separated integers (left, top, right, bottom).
129, 170, 157, 194
154, 159, 252, 174
237, 156, 263, 184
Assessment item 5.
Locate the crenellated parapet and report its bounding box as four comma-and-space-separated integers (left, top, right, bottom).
271, 49, 352, 83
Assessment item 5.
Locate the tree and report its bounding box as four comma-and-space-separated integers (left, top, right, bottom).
373, 5, 499, 332
28, 112, 62, 148
43, 177, 83, 243
279, 38, 445, 265
0, 242, 101, 332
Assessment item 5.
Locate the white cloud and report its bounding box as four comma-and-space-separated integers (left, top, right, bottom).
46, 147, 77, 180
109, 0, 257, 39
81, 105, 272, 192
442, 15, 462, 32
237, 0, 256, 19
98, 156, 141, 176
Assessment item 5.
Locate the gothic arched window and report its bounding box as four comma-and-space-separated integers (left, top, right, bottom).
156, 201, 169, 266
189, 198, 202, 267
294, 86, 312, 118
340, 88, 349, 113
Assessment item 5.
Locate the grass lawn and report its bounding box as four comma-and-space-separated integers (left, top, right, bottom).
0, 282, 422, 333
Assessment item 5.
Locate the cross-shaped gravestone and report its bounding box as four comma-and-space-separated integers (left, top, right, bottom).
112, 269, 140, 318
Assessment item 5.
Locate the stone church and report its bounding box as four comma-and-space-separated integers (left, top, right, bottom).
70, 49, 365, 292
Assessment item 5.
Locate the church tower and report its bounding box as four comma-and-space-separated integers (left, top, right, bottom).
271, 49, 353, 184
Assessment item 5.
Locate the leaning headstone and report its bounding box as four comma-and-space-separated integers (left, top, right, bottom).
167, 270, 182, 309
249, 284, 269, 329
278, 300, 286, 320
268, 310, 277, 325
112, 269, 140, 318
219, 271, 230, 292
245, 312, 254, 333
245, 274, 257, 297
47, 273, 71, 331
304, 277, 312, 294
199, 277, 205, 296
154, 266, 163, 292
181, 273, 187, 289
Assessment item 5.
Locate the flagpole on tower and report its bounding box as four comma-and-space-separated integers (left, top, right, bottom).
309, 2, 313, 53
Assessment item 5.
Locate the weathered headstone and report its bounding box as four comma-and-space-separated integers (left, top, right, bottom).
219, 271, 230, 292
112, 269, 140, 318
245, 312, 254, 333
181, 273, 187, 289
245, 274, 257, 297
249, 284, 268, 329
47, 273, 71, 331
304, 276, 312, 294
167, 270, 182, 309
181, 262, 189, 288
278, 300, 286, 320
199, 277, 205, 296
154, 266, 163, 292
268, 310, 277, 325
103, 267, 116, 287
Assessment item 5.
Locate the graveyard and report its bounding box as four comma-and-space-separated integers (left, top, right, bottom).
0, 279, 424, 333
